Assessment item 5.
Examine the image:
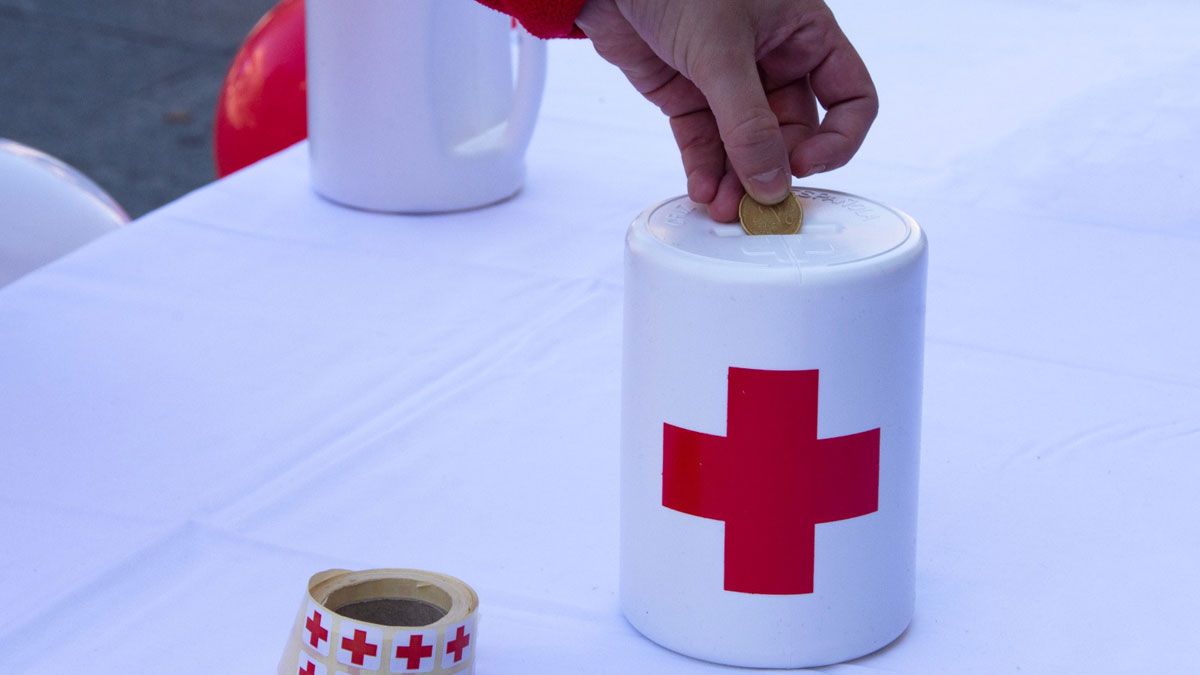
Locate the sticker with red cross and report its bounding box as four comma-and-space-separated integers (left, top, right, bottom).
389, 628, 438, 673
663, 368, 881, 595
336, 620, 383, 671
302, 602, 332, 657
296, 651, 327, 675
440, 618, 475, 669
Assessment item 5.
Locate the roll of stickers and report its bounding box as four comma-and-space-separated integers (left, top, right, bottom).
278, 569, 479, 675
621, 188, 928, 668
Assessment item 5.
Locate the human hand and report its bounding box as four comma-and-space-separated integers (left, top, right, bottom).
575, 0, 877, 222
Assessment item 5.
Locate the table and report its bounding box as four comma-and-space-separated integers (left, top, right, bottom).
2, 3, 1199, 672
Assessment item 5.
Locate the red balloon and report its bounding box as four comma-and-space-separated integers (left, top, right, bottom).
214, 0, 307, 177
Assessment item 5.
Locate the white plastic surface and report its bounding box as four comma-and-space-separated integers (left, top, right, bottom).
306, 0, 547, 213
2, 6, 1200, 673
0, 139, 127, 287
623, 192, 927, 667
645, 188, 911, 269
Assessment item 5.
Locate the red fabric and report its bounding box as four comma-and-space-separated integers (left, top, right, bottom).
476, 0, 588, 39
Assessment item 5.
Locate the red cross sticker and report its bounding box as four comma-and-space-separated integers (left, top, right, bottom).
303, 606, 330, 655
390, 629, 437, 672
336, 622, 382, 670
663, 368, 880, 595
295, 652, 326, 675
441, 621, 473, 668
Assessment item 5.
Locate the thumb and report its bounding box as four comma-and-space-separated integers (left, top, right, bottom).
692, 54, 791, 204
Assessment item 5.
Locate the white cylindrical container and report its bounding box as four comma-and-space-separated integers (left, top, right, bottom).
621, 188, 927, 668
306, 0, 547, 213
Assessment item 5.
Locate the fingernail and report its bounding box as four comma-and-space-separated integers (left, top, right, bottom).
806, 164, 828, 177
749, 168, 788, 202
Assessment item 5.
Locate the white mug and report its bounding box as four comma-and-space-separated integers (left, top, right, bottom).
306, 0, 547, 212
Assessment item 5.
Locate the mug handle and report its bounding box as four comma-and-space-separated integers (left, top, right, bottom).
502, 27, 548, 152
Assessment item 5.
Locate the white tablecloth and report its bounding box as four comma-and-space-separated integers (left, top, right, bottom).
2, 3, 1199, 672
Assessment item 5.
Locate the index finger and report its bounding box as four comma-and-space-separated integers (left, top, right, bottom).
788, 21, 878, 176
768, 17, 883, 177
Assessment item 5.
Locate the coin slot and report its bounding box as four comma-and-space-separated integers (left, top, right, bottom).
794, 223, 844, 234
711, 225, 745, 237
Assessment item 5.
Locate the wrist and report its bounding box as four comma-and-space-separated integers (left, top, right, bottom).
477, 0, 590, 39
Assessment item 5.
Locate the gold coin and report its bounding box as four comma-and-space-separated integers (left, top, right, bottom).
738, 191, 803, 235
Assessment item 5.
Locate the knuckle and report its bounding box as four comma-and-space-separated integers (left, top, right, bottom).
671, 122, 719, 153
722, 109, 781, 154
808, 5, 840, 39
686, 50, 734, 85
864, 94, 881, 122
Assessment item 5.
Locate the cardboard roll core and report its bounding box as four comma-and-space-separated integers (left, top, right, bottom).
336, 598, 448, 626
310, 569, 469, 627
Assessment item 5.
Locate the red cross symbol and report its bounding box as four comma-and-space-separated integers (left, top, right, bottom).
341, 628, 379, 666
304, 610, 328, 651
296, 653, 325, 675
445, 625, 471, 664
394, 633, 433, 670
663, 368, 880, 595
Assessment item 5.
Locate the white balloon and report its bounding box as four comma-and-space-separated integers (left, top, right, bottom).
0, 138, 129, 288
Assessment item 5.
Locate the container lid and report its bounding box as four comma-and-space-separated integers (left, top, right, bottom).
642, 187, 915, 268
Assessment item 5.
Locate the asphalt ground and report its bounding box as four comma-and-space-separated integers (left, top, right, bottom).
0, 0, 277, 217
